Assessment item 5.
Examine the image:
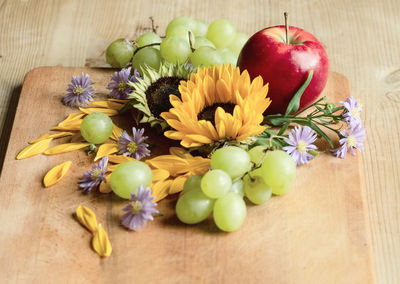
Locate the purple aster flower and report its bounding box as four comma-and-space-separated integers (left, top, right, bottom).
107, 67, 140, 99
78, 156, 108, 194
283, 126, 318, 165
341, 96, 362, 127
332, 123, 365, 159
117, 127, 150, 160
121, 186, 159, 231
63, 72, 95, 107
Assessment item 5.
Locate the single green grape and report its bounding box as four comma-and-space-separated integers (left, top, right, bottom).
192, 19, 208, 37
194, 36, 215, 49
165, 26, 195, 47
176, 189, 215, 224
80, 112, 113, 144
230, 179, 244, 197
160, 36, 191, 64
260, 150, 296, 195
189, 46, 223, 68
182, 175, 202, 194
201, 170, 232, 199
206, 19, 236, 49
243, 174, 272, 205
131, 47, 161, 74
220, 48, 238, 67
105, 38, 135, 68
228, 32, 250, 54
136, 32, 162, 49
213, 192, 246, 232
110, 161, 152, 199
248, 145, 269, 165
165, 16, 197, 35
210, 146, 251, 179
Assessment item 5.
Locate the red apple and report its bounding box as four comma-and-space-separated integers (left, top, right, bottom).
237, 25, 329, 115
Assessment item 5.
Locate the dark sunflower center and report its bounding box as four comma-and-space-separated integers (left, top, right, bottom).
197, 103, 236, 125
145, 76, 183, 117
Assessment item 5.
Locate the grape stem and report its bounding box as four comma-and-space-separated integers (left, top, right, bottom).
188, 31, 195, 52
284, 12, 289, 44
133, 42, 161, 55
149, 16, 159, 33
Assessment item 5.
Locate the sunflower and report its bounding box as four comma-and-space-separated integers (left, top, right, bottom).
160, 64, 271, 148
127, 62, 193, 128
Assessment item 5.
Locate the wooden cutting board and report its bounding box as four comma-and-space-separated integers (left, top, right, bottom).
0, 67, 374, 283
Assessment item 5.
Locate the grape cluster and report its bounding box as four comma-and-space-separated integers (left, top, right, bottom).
105, 17, 249, 72
176, 146, 296, 232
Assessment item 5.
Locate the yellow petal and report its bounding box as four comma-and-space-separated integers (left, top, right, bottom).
58, 113, 85, 126
108, 98, 129, 104
145, 155, 188, 176
43, 161, 72, 187
99, 174, 112, 193
152, 169, 170, 181
79, 107, 118, 116
76, 205, 98, 234
16, 138, 53, 160
107, 164, 119, 172
29, 132, 73, 144
169, 175, 187, 194
108, 154, 136, 164
88, 100, 124, 110
94, 143, 118, 161
44, 143, 89, 155
92, 224, 112, 257
110, 124, 124, 141
152, 180, 173, 202
51, 119, 82, 131
168, 147, 192, 159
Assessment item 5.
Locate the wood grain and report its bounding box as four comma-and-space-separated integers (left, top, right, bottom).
0, 1, 399, 282
0, 67, 374, 283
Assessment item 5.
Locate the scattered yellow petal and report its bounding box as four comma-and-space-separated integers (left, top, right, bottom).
108, 98, 129, 104
152, 180, 173, 202
107, 164, 119, 172
44, 142, 89, 155
88, 100, 125, 110
110, 124, 124, 141
51, 119, 82, 131
169, 175, 188, 194
169, 147, 193, 159
29, 132, 73, 144
79, 107, 118, 116
152, 169, 170, 182
94, 143, 118, 161
99, 174, 112, 193
92, 224, 112, 257
16, 138, 53, 160
58, 113, 85, 126
145, 155, 189, 176
43, 161, 72, 187
108, 154, 135, 164
76, 205, 98, 234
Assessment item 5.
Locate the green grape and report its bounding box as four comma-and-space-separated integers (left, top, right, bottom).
176, 189, 215, 224
189, 46, 223, 68
131, 47, 161, 74
193, 19, 208, 36
243, 174, 272, 205
201, 170, 232, 199
105, 38, 135, 68
80, 112, 113, 144
160, 36, 191, 64
248, 145, 269, 165
136, 32, 162, 49
228, 32, 250, 54
230, 179, 244, 197
194, 36, 215, 49
165, 26, 195, 46
260, 150, 296, 195
220, 48, 238, 67
213, 192, 246, 232
206, 19, 236, 49
182, 175, 202, 194
210, 146, 251, 179
165, 16, 197, 36
110, 161, 152, 199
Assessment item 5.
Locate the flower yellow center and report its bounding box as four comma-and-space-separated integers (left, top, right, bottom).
296, 141, 308, 153
127, 142, 138, 153
91, 168, 102, 180
131, 200, 142, 214
118, 81, 127, 92
347, 135, 356, 147
351, 108, 360, 118
74, 85, 84, 95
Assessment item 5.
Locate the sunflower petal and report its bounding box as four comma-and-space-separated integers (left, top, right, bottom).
17, 138, 53, 159
108, 155, 135, 164
99, 174, 112, 193
79, 107, 118, 116
44, 143, 89, 155
94, 143, 118, 161
169, 175, 187, 194
29, 132, 73, 144
92, 224, 112, 257
43, 161, 72, 187
76, 205, 98, 234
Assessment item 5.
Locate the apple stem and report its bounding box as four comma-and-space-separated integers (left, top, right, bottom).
284, 12, 289, 44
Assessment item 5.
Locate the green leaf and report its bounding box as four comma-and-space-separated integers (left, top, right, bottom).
266, 117, 290, 126
308, 122, 334, 148
284, 70, 314, 116
278, 122, 289, 136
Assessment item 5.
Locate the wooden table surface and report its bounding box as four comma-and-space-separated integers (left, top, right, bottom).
0, 0, 398, 283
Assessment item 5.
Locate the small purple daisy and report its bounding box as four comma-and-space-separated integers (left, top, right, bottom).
341, 96, 362, 127
283, 126, 318, 165
63, 72, 95, 107
332, 123, 365, 159
107, 67, 140, 99
117, 127, 150, 160
78, 156, 108, 194
121, 186, 159, 231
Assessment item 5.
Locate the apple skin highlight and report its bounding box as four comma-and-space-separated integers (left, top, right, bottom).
237, 25, 329, 115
